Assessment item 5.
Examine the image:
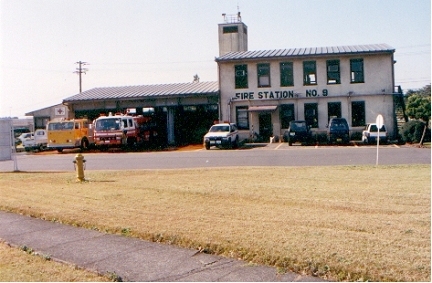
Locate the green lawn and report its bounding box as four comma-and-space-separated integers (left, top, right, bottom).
0, 165, 430, 281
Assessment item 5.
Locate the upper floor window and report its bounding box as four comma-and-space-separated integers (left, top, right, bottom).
257, 63, 271, 87
327, 60, 340, 84
223, 26, 238, 33
350, 59, 364, 83
280, 62, 294, 87
303, 61, 317, 85
235, 64, 248, 89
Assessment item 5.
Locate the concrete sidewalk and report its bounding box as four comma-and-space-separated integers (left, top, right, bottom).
0, 211, 323, 282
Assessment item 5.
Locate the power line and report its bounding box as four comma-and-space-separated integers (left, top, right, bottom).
91, 59, 215, 66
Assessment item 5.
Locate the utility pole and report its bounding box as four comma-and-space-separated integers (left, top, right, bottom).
74, 61, 88, 93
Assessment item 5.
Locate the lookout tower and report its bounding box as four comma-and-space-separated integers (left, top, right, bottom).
218, 12, 248, 56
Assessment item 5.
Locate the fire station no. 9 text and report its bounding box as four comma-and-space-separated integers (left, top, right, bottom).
234, 89, 328, 100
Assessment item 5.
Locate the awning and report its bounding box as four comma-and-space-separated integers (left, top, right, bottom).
248, 105, 278, 112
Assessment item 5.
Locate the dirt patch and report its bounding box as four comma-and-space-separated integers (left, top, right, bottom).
175, 144, 203, 151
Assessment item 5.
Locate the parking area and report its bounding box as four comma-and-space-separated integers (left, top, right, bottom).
13, 140, 411, 155
203, 140, 404, 150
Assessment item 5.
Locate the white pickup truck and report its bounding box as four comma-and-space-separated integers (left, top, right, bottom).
362, 123, 388, 144
23, 129, 48, 151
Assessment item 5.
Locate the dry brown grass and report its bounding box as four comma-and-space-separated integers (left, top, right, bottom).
0, 165, 430, 281
0, 241, 110, 281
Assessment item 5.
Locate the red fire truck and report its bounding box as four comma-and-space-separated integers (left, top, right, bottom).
93, 113, 156, 149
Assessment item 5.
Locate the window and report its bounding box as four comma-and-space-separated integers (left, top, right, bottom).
257, 63, 271, 87
223, 26, 238, 33
280, 62, 294, 87
280, 104, 295, 128
236, 106, 249, 130
35, 117, 49, 129
350, 59, 364, 83
304, 103, 318, 128
352, 101, 365, 126
327, 60, 340, 84
235, 65, 248, 89
303, 61, 317, 85
327, 102, 341, 122
183, 106, 197, 111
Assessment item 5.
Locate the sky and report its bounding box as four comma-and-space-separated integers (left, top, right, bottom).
0, 0, 430, 117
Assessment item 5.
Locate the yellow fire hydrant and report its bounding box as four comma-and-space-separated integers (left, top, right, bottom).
73, 153, 86, 182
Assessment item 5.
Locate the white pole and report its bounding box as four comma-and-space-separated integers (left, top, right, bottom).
11, 121, 19, 171
375, 114, 384, 167
375, 127, 380, 166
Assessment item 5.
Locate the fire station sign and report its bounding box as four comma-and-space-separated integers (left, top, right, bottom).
234, 89, 329, 100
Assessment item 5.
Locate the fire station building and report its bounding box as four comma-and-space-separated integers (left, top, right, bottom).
216, 14, 399, 141
37, 13, 401, 145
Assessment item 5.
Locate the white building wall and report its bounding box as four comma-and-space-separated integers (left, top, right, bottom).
218, 52, 396, 139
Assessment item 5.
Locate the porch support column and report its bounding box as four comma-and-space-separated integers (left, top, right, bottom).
167, 107, 175, 145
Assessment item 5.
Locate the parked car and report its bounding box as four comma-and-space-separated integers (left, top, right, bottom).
203, 123, 239, 150
283, 120, 312, 146
362, 123, 388, 144
327, 118, 350, 145
16, 132, 33, 145
23, 129, 48, 151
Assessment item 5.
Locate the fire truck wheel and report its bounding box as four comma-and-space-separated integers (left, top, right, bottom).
127, 137, 136, 146
80, 138, 89, 151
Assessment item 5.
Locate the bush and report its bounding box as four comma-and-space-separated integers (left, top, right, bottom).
350, 131, 362, 141
399, 120, 430, 143
315, 133, 328, 144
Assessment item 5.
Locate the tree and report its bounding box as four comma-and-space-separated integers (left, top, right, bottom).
405, 85, 431, 145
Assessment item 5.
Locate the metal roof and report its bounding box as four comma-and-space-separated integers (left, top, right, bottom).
63, 81, 219, 102
216, 43, 395, 62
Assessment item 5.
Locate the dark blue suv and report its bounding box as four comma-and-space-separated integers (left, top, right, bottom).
327, 118, 350, 145
284, 120, 312, 146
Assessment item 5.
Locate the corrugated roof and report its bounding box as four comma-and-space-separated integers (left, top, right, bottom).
63, 81, 219, 102
216, 43, 395, 62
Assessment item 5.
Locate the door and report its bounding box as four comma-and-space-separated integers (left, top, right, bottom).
259, 112, 272, 141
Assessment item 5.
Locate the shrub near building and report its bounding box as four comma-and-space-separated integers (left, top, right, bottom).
402, 85, 431, 144
400, 120, 431, 143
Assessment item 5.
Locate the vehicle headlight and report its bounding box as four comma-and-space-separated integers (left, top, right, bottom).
289, 132, 295, 136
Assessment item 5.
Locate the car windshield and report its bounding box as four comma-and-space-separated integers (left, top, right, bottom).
330, 120, 348, 130
290, 121, 307, 130
95, 118, 121, 131
370, 125, 386, 132
209, 125, 229, 132
47, 122, 74, 131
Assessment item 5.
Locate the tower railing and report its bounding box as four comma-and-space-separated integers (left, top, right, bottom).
222, 12, 242, 23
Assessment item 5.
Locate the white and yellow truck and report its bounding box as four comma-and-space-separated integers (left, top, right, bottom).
47, 119, 94, 152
